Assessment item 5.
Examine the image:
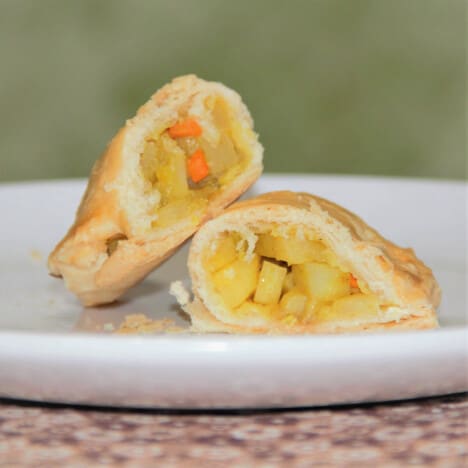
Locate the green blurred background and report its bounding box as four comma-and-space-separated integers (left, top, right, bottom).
0, 0, 465, 182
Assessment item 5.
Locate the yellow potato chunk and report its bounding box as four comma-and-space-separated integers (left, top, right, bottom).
255, 234, 276, 258
154, 134, 189, 200
211, 97, 232, 130
235, 301, 271, 320
206, 236, 239, 272
195, 98, 240, 177
315, 293, 380, 322
155, 197, 206, 228
212, 254, 260, 308
293, 262, 350, 301
280, 289, 308, 316
201, 134, 240, 177
254, 260, 288, 305
255, 234, 330, 265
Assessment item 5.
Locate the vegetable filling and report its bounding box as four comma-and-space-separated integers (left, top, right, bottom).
204, 228, 381, 326
140, 98, 251, 228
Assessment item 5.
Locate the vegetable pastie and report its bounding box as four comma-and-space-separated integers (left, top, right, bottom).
48, 75, 263, 306
172, 191, 440, 333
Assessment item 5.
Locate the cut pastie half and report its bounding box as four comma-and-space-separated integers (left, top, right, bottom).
48, 75, 263, 306
172, 191, 440, 333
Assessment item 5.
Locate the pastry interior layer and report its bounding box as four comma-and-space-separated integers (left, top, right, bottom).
202, 224, 405, 328
139, 96, 251, 230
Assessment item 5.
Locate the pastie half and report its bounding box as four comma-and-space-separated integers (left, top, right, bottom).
172, 191, 440, 333
48, 75, 263, 306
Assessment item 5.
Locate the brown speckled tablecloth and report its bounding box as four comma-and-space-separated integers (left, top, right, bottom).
0, 394, 467, 467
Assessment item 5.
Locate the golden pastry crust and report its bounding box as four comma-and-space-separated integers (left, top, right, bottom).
48, 75, 263, 306
173, 191, 440, 334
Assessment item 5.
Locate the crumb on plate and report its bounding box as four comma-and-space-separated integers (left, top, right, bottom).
116, 313, 184, 334
30, 249, 43, 261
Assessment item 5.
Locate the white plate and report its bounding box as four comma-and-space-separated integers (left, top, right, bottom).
0, 175, 466, 409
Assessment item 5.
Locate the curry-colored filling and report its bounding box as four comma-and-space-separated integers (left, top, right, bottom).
140, 98, 251, 228
204, 228, 381, 326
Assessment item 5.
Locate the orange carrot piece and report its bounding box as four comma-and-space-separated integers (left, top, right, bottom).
187, 149, 209, 183
168, 118, 202, 138
349, 273, 359, 289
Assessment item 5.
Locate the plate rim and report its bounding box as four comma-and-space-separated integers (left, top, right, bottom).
0, 324, 466, 346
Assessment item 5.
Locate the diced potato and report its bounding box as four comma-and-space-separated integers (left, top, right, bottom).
212, 254, 260, 308
170, 152, 189, 198
235, 301, 271, 320
280, 289, 307, 316
255, 234, 330, 265
254, 260, 288, 305
211, 98, 232, 130
315, 294, 380, 322
282, 271, 295, 293
292, 262, 350, 301
156, 153, 188, 200
206, 236, 238, 272
154, 134, 189, 200
155, 198, 205, 228
155, 200, 190, 227
200, 134, 240, 177
255, 234, 277, 259
333, 293, 380, 320
194, 98, 240, 176
282, 238, 329, 264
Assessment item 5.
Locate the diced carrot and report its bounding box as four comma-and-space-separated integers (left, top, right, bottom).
168, 118, 202, 138
349, 273, 359, 289
187, 149, 209, 183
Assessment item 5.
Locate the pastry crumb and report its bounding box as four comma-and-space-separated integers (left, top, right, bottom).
170, 281, 190, 306
30, 249, 43, 261
116, 313, 184, 334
